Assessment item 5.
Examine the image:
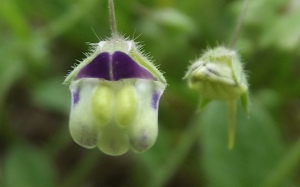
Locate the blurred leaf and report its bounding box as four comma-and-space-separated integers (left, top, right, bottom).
255, 89, 281, 109
145, 114, 202, 187
240, 0, 285, 27
260, 4, 300, 50
0, 0, 31, 40
41, 0, 99, 41
199, 92, 289, 187
0, 61, 24, 103
43, 125, 71, 157
0, 42, 24, 114
150, 8, 196, 34
30, 78, 70, 114
261, 138, 300, 187
0, 162, 3, 187
233, 0, 300, 50
60, 149, 101, 187
4, 144, 56, 187
135, 125, 172, 172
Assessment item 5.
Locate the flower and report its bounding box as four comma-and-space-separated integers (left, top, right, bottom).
184, 46, 249, 110
64, 36, 166, 156
184, 46, 249, 149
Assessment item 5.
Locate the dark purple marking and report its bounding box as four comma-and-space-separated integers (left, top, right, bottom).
75, 52, 111, 80
112, 51, 155, 80
151, 91, 161, 109
130, 129, 150, 152
72, 90, 80, 106
75, 51, 156, 81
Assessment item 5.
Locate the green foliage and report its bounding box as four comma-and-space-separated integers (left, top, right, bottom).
3, 144, 56, 187
200, 98, 286, 187
1, 0, 300, 186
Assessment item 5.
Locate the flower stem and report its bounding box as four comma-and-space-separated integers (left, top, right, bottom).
227, 100, 237, 149
229, 0, 249, 48
108, 0, 118, 36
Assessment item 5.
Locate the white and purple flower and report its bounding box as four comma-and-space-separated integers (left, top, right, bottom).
64, 36, 166, 156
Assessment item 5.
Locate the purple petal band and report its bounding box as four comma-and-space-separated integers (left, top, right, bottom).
75, 51, 156, 81
151, 91, 162, 109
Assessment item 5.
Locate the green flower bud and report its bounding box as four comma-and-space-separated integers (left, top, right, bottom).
184, 46, 249, 149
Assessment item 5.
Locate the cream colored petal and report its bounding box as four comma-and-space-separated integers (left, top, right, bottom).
129, 79, 166, 153
69, 79, 100, 148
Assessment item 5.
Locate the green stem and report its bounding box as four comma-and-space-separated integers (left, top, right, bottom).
108, 0, 118, 36
229, 0, 250, 48
146, 114, 202, 187
227, 100, 237, 149
261, 138, 300, 187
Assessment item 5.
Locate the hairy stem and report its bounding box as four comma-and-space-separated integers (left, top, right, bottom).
108, 0, 118, 36
229, 0, 250, 48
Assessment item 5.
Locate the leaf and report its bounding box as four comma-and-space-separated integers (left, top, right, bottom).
260, 5, 300, 50
150, 8, 196, 34
30, 78, 70, 114
3, 144, 57, 187
199, 93, 290, 187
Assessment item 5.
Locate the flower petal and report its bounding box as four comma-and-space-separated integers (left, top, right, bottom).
92, 83, 114, 126
75, 51, 156, 81
97, 123, 130, 156
112, 51, 156, 80
69, 79, 100, 148
129, 79, 165, 153
115, 84, 138, 128
75, 53, 111, 80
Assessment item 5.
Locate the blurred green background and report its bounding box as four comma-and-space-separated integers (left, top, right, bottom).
1, 0, 300, 186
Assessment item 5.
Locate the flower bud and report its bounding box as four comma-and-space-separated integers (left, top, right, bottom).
184, 46, 249, 149
184, 46, 249, 112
